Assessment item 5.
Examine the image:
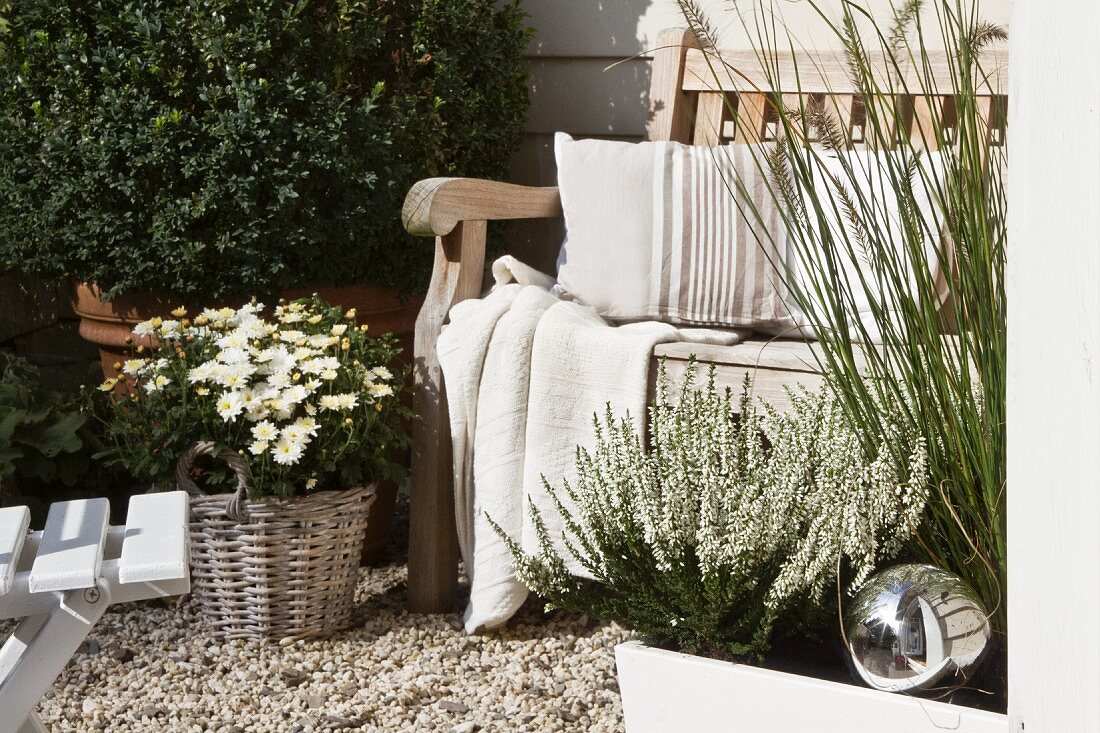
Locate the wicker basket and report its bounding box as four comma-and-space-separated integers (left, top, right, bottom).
177, 442, 375, 642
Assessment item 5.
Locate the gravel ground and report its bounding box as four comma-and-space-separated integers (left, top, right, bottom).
10, 501, 633, 733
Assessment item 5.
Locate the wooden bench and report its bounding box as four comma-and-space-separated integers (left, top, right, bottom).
0, 493, 190, 733
401, 27, 1008, 613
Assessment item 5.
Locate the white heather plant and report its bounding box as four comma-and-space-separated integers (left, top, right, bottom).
95, 296, 412, 499
494, 364, 929, 658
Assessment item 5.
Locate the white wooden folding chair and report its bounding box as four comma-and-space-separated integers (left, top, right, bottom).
0, 492, 191, 733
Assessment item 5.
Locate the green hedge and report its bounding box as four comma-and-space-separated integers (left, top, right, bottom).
0, 0, 530, 300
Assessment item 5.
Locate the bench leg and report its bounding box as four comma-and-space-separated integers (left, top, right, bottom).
0, 584, 110, 733
407, 223, 488, 614
408, 354, 460, 614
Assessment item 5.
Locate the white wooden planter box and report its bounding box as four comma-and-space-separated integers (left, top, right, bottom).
615, 641, 1008, 733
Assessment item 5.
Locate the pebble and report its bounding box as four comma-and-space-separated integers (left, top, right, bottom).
301, 694, 325, 709
12, 498, 632, 732
132, 706, 164, 720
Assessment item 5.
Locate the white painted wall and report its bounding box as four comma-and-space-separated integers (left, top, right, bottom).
508, 0, 1010, 266
1007, 1, 1100, 731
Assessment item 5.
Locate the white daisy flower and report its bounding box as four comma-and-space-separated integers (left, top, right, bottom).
368, 383, 394, 399
331, 324, 348, 337
319, 394, 342, 411
266, 395, 294, 420
283, 385, 309, 404
371, 366, 392, 381
217, 331, 248, 350
216, 392, 244, 422
281, 423, 311, 445
271, 438, 304, 465
215, 364, 256, 390
187, 362, 216, 384
301, 356, 340, 375
217, 346, 251, 365
294, 416, 319, 436
251, 421, 279, 441
122, 359, 146, 376
132, 320, 157, 338
265, 347, 296, 375
267, 372, 292, 388
143, 374, 171, 394
158, 319, 182, 338
249, 440, 269, 456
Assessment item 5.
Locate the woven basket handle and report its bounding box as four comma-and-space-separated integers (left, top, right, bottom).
175, 441, 254, 522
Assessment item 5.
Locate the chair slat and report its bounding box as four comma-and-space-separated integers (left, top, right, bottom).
0, 506, 30, 596
827, 94, 857, 147
29, 498, 110, 593
866, 95, 904, 149
693, 92, 727, 146
910, 95, 946, 151
734, 93, 768, 144
118, 492, 190, 584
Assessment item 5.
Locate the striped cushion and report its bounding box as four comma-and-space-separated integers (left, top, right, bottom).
553, 133, 791, 328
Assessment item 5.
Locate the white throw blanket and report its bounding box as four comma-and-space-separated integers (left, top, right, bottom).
437, 256, 748, 632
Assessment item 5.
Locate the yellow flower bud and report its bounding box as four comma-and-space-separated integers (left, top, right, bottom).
341, 339, 350, 350
359, 324, 369, 332
125, 335, 134, 344
150, 317, 163, 328
344, 417, 354, 425
375, 403, 383, 412
344, 308, 356, 319
171, 306, 188, 318
136, 345, 145, 354
112, 362, 122, 370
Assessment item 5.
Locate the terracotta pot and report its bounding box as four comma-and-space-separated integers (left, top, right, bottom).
69, 283, 188, 380
69, 281, 424, 566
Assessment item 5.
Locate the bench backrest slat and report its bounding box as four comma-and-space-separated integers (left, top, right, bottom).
29, 498, 110, 593
118, 491, 190, 584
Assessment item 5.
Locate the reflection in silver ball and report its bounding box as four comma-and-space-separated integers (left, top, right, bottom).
845, 564, 991, 694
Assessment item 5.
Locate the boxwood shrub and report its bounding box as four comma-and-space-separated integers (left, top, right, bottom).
0, 0, 530, 300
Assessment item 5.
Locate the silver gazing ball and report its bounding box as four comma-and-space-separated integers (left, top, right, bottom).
845, 564, 992, 694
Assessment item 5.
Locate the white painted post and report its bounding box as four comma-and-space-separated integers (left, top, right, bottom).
1007, 2, 1100, 732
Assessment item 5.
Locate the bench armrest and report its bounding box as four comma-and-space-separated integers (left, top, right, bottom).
402, 177, 562, 237
405, 177, 563, 612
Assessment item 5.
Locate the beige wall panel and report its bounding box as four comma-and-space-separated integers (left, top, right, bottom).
525, 58, 653, 135
523, 0, 1009, 57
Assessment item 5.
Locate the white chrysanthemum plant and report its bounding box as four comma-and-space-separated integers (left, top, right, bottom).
492, 363, 929, 659
97, 296, 412, 499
